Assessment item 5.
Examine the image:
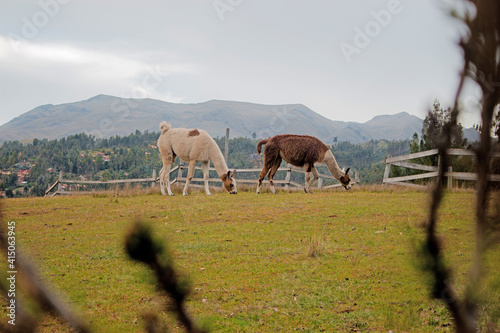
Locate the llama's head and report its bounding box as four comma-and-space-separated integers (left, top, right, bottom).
340, 167, 352, 190
221, 170, 237, 194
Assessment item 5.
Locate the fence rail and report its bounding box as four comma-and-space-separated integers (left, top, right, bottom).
45, 163, 359, 197
383, 148, 500, 188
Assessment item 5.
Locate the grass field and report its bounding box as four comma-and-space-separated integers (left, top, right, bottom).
0, 186, 499, 332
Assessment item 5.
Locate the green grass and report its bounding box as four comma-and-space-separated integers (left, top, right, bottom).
0, 186, 498, 332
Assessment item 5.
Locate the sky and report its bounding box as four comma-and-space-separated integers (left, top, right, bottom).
0, 0, 482, 129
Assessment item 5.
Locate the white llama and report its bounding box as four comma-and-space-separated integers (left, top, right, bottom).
157, 121, 237, 196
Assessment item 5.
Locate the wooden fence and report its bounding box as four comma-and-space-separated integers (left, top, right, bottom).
45, 170, 159, 197
382, 148, 500, 188
45, 163, 360, 197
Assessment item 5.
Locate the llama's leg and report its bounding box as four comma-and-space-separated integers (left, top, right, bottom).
165, 165, 174, 196
304, 165, 319, 193
304, 171, 312, 193
161, 160, 174, 196
311, 166, 319, 188
257, 164, 269, 194
304, 163, 313, 193
159, 166, 166, 195
201, 161, 211, 195
267, 157, 282, 194
183, 160, 196, 196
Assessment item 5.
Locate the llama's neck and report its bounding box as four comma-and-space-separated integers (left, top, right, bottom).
208, 142, 229, 177
323, 150, 345, 181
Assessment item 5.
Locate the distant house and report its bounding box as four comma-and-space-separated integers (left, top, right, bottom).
93, 152, 110, 162
17, 169, 30, 182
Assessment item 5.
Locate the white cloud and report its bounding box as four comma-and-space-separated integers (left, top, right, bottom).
0, 35, 193, 124
1, 35, 195, 79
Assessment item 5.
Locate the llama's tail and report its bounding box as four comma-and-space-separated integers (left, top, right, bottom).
256, 139, 268, 155
159, 121, 171, 135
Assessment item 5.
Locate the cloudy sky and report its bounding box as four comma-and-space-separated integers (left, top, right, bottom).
0, 0, 480, 129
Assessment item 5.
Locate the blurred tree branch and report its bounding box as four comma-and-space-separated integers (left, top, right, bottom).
125, 220, 207, 333
422, 1, 500, 332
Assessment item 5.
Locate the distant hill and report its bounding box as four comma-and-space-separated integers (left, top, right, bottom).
0, 94, 479, 144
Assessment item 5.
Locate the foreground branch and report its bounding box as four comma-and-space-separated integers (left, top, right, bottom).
125, 220, 207, 333
421, 1, 500, 332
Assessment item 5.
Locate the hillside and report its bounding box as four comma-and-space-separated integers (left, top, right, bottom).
0, 95, 478, 144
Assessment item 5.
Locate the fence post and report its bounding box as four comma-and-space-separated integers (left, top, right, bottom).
177, 161, 184, 185
285, 163, 291, 190
383, 156, 391, 183
437, 155, 443, 187
448, 166, 452, 189
57, 171, 63, 192
151, 169, 156, 188
317, 177, 323, 189
224, 128, 230, 162
355, 171, 360, 184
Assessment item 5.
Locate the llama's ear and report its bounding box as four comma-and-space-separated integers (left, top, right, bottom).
227, 170, 231, 178
231, 169, 236, 177
345, 167, 350, 175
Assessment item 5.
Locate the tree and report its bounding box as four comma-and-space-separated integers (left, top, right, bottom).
475, 105, 500, 142
101, 169, 112, 181
29, 183, 46, 197
3, 172, 18, 189
95, 154, 104, 171
406, 102, 474, 184
410, 133, 423, 154
422, 100, 468, 151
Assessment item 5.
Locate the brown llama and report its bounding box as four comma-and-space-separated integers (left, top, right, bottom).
256, 134, 351, 193
157, 121, 237, 196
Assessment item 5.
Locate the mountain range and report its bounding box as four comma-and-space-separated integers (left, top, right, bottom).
0, 94, 479, 144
